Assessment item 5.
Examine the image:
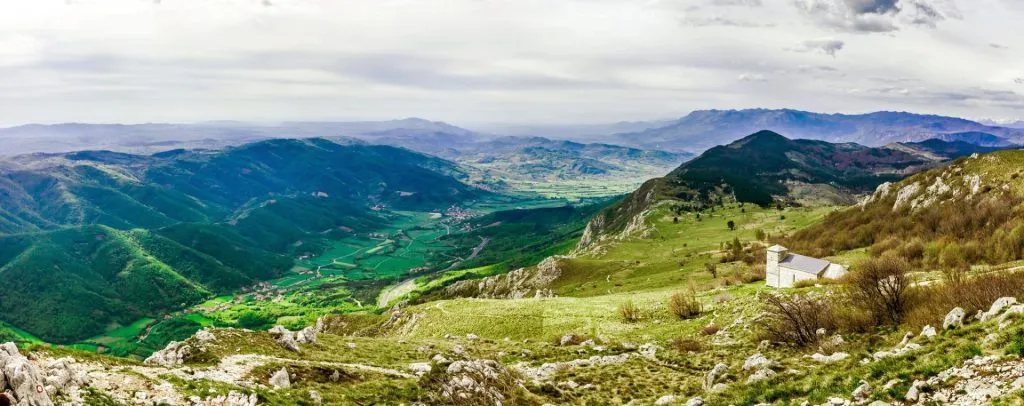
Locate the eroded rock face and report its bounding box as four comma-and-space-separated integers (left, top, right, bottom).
0, 342, 55, 406
444, 256, 566, 299
979, 297, 1018, 322
269, 325, 300, 352
145, 341, 193, 367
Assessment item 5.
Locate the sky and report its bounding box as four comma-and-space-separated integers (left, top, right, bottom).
0, 0, 1021, 125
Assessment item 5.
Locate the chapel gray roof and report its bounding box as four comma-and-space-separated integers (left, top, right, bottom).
779, 254, 830, 275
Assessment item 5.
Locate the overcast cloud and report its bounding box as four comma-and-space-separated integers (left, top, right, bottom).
0, 0, 1021, 125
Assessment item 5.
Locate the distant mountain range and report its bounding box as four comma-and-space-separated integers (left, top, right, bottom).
0, 138, 481, 343
577, 131, 1002, 248
607, 109, 1024, 152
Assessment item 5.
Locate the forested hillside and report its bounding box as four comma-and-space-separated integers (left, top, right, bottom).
0, 138, 484, 342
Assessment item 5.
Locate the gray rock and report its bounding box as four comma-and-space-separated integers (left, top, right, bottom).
0, 342, 55, 406
852, 380, 871, 400
269, 325, 300, 352
980, 297, 1018, 321
905, 380, 926, 401
194, 329, 216, 342
746, 368, 776, 384
144, 341, 192, 367
943, 307, 966, 330
743, 353, 774, 371
685, 397, 704, 406
920, 325, 937, 338
309, 390, 323, 404
269, 367, 291, 389
811, 352, 849, 363
296, 326, 317, 345
654, 395, 677, 405
703, 363, 728, 391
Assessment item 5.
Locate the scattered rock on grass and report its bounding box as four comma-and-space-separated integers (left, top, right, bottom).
943, 307, 965, 330
743, 353, 774, 371
269, 367, 291, 389
269, 326, 300, 352
654, 395, 677, 405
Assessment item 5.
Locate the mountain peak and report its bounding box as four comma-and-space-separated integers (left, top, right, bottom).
728, 130, 789, 148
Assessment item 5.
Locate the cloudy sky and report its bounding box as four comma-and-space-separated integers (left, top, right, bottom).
0, 0, 1021, 125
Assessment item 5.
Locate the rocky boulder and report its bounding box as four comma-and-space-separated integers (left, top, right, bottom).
0, 342, 55, 406
269, 367, 291, 389
144, 341, 192, 367
943, 307, 966, 330
703, 363, 728, 391
269, 325, 300, 352
742, 353, 774, 371
296, 326, 318, 345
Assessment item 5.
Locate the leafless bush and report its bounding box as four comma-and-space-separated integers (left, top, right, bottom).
846, 254, 916, 326
667, 290, 702, 320
668, 337, 703, 353
700, 324, 721, 336
759, 293, 834, 347
619, 300, 642, 323
905, 270, 1024, 329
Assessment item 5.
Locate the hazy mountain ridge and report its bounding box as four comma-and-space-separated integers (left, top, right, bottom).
611, 109, 1024, 152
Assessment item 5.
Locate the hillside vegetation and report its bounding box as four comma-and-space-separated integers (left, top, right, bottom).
0, 138, 484, 343
578, 130, 944, 249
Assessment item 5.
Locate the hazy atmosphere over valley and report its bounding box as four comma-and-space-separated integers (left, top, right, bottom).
3, 1, 1024, 406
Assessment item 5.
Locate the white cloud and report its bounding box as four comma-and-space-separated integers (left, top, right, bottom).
0, 0, 1019, 125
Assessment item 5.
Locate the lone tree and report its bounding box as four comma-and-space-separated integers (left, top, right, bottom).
727, 220, 736, 231
704, 263, 718, 278
847, 254, 915, 326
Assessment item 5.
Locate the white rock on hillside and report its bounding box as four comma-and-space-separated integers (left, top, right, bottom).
746, 368, 776, 384
742, 353, 774, 371
42, 357, 87, 398
811, 352, 849, 363
1, 342, 55, 406
145, 341, 192, 367
654, 395, 677, 405
980, 297, 1018, 321
920, 325, 937, 338
943, 307, 966, 330
269, 367, 291, 389
269, 325, 300, 352
296, 326, 318, 345
686, 397, 705, 406
200, 391, 258, 406
703, 363, 728, 391
195, 329, 216, 342
893, 182, 920, 211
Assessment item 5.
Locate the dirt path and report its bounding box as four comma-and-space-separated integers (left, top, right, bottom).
378, 278, 418, 308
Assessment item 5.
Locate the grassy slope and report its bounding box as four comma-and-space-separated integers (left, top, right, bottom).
52, 202, 1024, 405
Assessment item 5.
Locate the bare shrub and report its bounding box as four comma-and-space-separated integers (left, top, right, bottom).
759, 293, 834, 347
700, 324, 721, 336
667, 290, 702, 320
743, 264, 767, 283
668, 337, 703, 353
905, 270, 1024, 329
846, 254, 916, 326
792, 279, 818, 289
619, 300, 642, 323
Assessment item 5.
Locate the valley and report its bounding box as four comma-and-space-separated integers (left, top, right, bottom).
5, 129, 1024, 406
